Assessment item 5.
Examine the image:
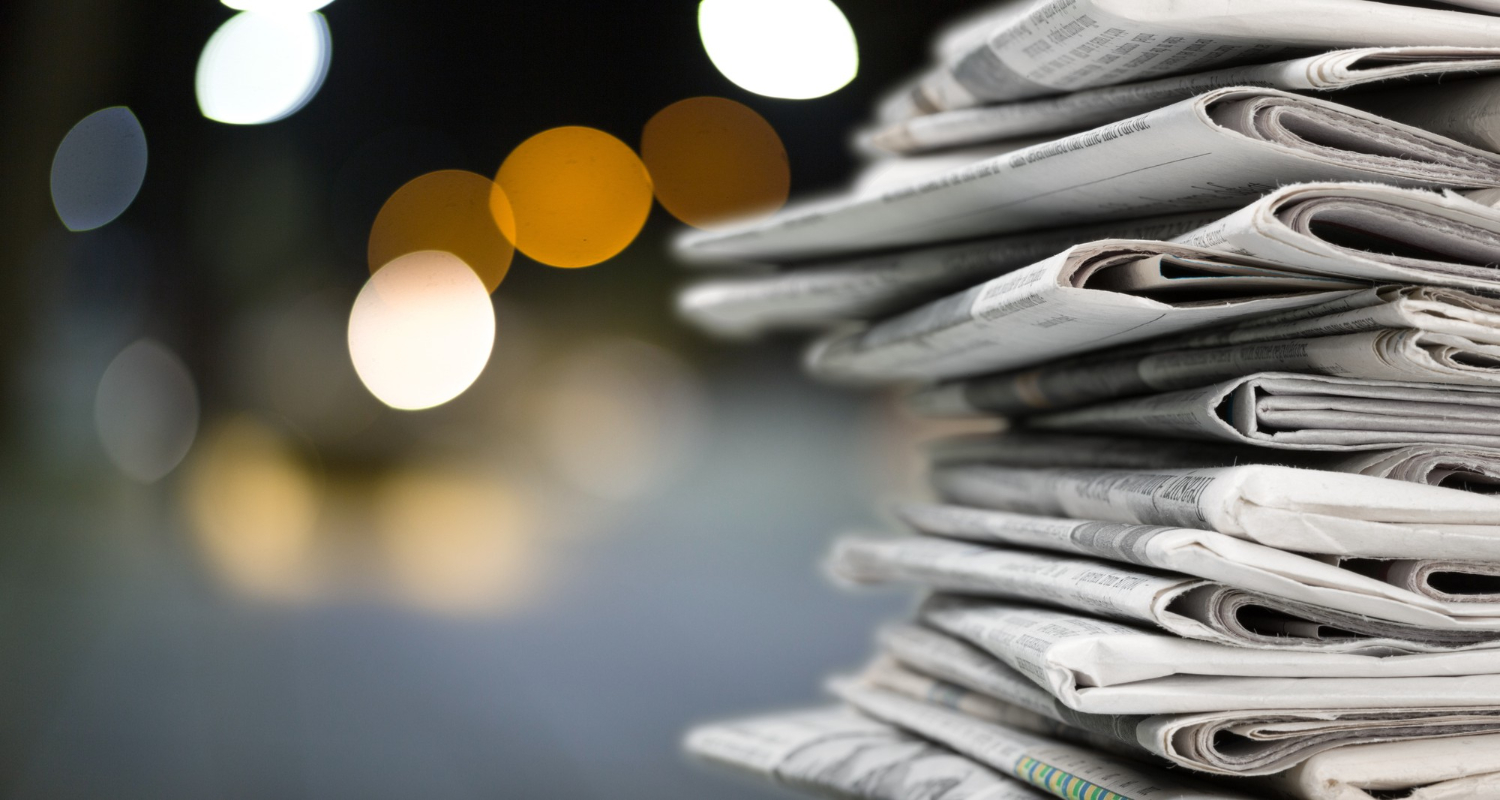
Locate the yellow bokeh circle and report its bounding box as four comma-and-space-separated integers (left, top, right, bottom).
642, 96, 789, 229
184, 416, 322, 600
494, 126, 653, 269
368, 169, 516, 292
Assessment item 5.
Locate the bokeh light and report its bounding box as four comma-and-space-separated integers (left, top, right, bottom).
184, 416, 322, 601
93, 339, 199, 483
697, 0, 858, 100
494, 126, 653, 268
642, 97, 789, 229
368, 170, 515, 292
50, 107, 148, 232
348, 250, 495, 411
195, 10, 331, 125
375, 466, 540, 615
223, 0, 335, 11
535, 339, 709, 500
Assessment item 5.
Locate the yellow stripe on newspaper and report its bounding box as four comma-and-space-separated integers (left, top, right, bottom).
1015, 756, 1132, 800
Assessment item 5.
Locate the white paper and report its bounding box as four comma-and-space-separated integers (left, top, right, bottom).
679, 89, 1500, 263
685, 705, 1049, 800
866, 47, 1500, 154
1029, 372, 1500, 451
804, 240, 1363, 384
830, 675, 1249, 798
1267, 733, 1500, 800
1173, 183, 1500, 293
924, 431, 1500, 491
865, 632, 1500, 778
884, 0, 1500, 115
921, 597, 1500, 715
912, 285, 1500, 416
933, 463, 1500, 559
878, 503, 1500, 632
677, 214, 1215, 336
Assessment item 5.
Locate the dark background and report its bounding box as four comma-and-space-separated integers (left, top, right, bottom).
0, 1, 988, 797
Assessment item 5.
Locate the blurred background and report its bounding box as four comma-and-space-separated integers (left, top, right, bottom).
0, 0, 989, 796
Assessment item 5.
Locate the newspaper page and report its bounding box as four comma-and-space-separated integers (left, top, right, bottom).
854, 658, 1142, 759
1336, 447, 1500, 491
923, 432, 1500, 493
861, 641, 1500, 780
919, 597, 1500, 715
932, 463, 1500, 559
829, 534, 1500, 649
851, 145, 1038, 200
910, 286, 1500, 416
878, 503, 1500, 630
678, 89, 1500, 263
827, 676, 1251, 799
899, 503, 1500, 620
1172, 183, 1500, 293
914, 328, 1500, 414
882, 0, 1500, 118
1027, 373, 1500, 450
682, 182, 1500, 337
684, 705, 1050, 800
1266, 733, 1500, 800
804, 241, 1364, 384
878, 624, 1087, 725
865, 47, 1500, 154
676, 214, 1215, 337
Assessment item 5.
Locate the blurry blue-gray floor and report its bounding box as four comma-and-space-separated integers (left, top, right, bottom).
0, 361, 911, 800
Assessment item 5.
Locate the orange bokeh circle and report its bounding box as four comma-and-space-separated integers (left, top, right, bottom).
368, 169, 516, 292
642, 97, 789, 229
494, 126, 653, 269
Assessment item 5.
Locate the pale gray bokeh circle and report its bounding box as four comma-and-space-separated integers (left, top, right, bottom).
94, 339, 200, 482
50, 106, 148, 231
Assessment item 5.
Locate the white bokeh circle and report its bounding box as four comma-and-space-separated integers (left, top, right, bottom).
196, 11, 332, 125
698, 0, 858, 100
348, 251, 495, 411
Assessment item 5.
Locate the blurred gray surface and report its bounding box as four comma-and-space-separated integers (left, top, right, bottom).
2, 364, 913, 799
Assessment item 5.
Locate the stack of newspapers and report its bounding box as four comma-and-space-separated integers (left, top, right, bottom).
677, 2, 1500, 799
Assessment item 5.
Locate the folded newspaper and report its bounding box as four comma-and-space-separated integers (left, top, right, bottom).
687, 690, 1500, 799
1024, 372, 1500, 451
853, 642, 1500, 785
805, 240, 1365, 384
932, 462, 1500, 559
679, 183, 1500, 338
675, 213, 1215, 337
681, 181, 1500, 343
911, 285, 1500, 414
679, 89, 1500, 263
831, 531, 1500, 646
859, 652, 1500, 783
1174, 183, 1500, 293
899, 501, 1500, 613
829, 677, 1251, 799
1267, 731, 1500, 800
865, 47, 1500, 154
684, 705, 1050, 800
881, 0, 1500, 118
925, 431, 1500, 492
915, 596, 1500, 715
